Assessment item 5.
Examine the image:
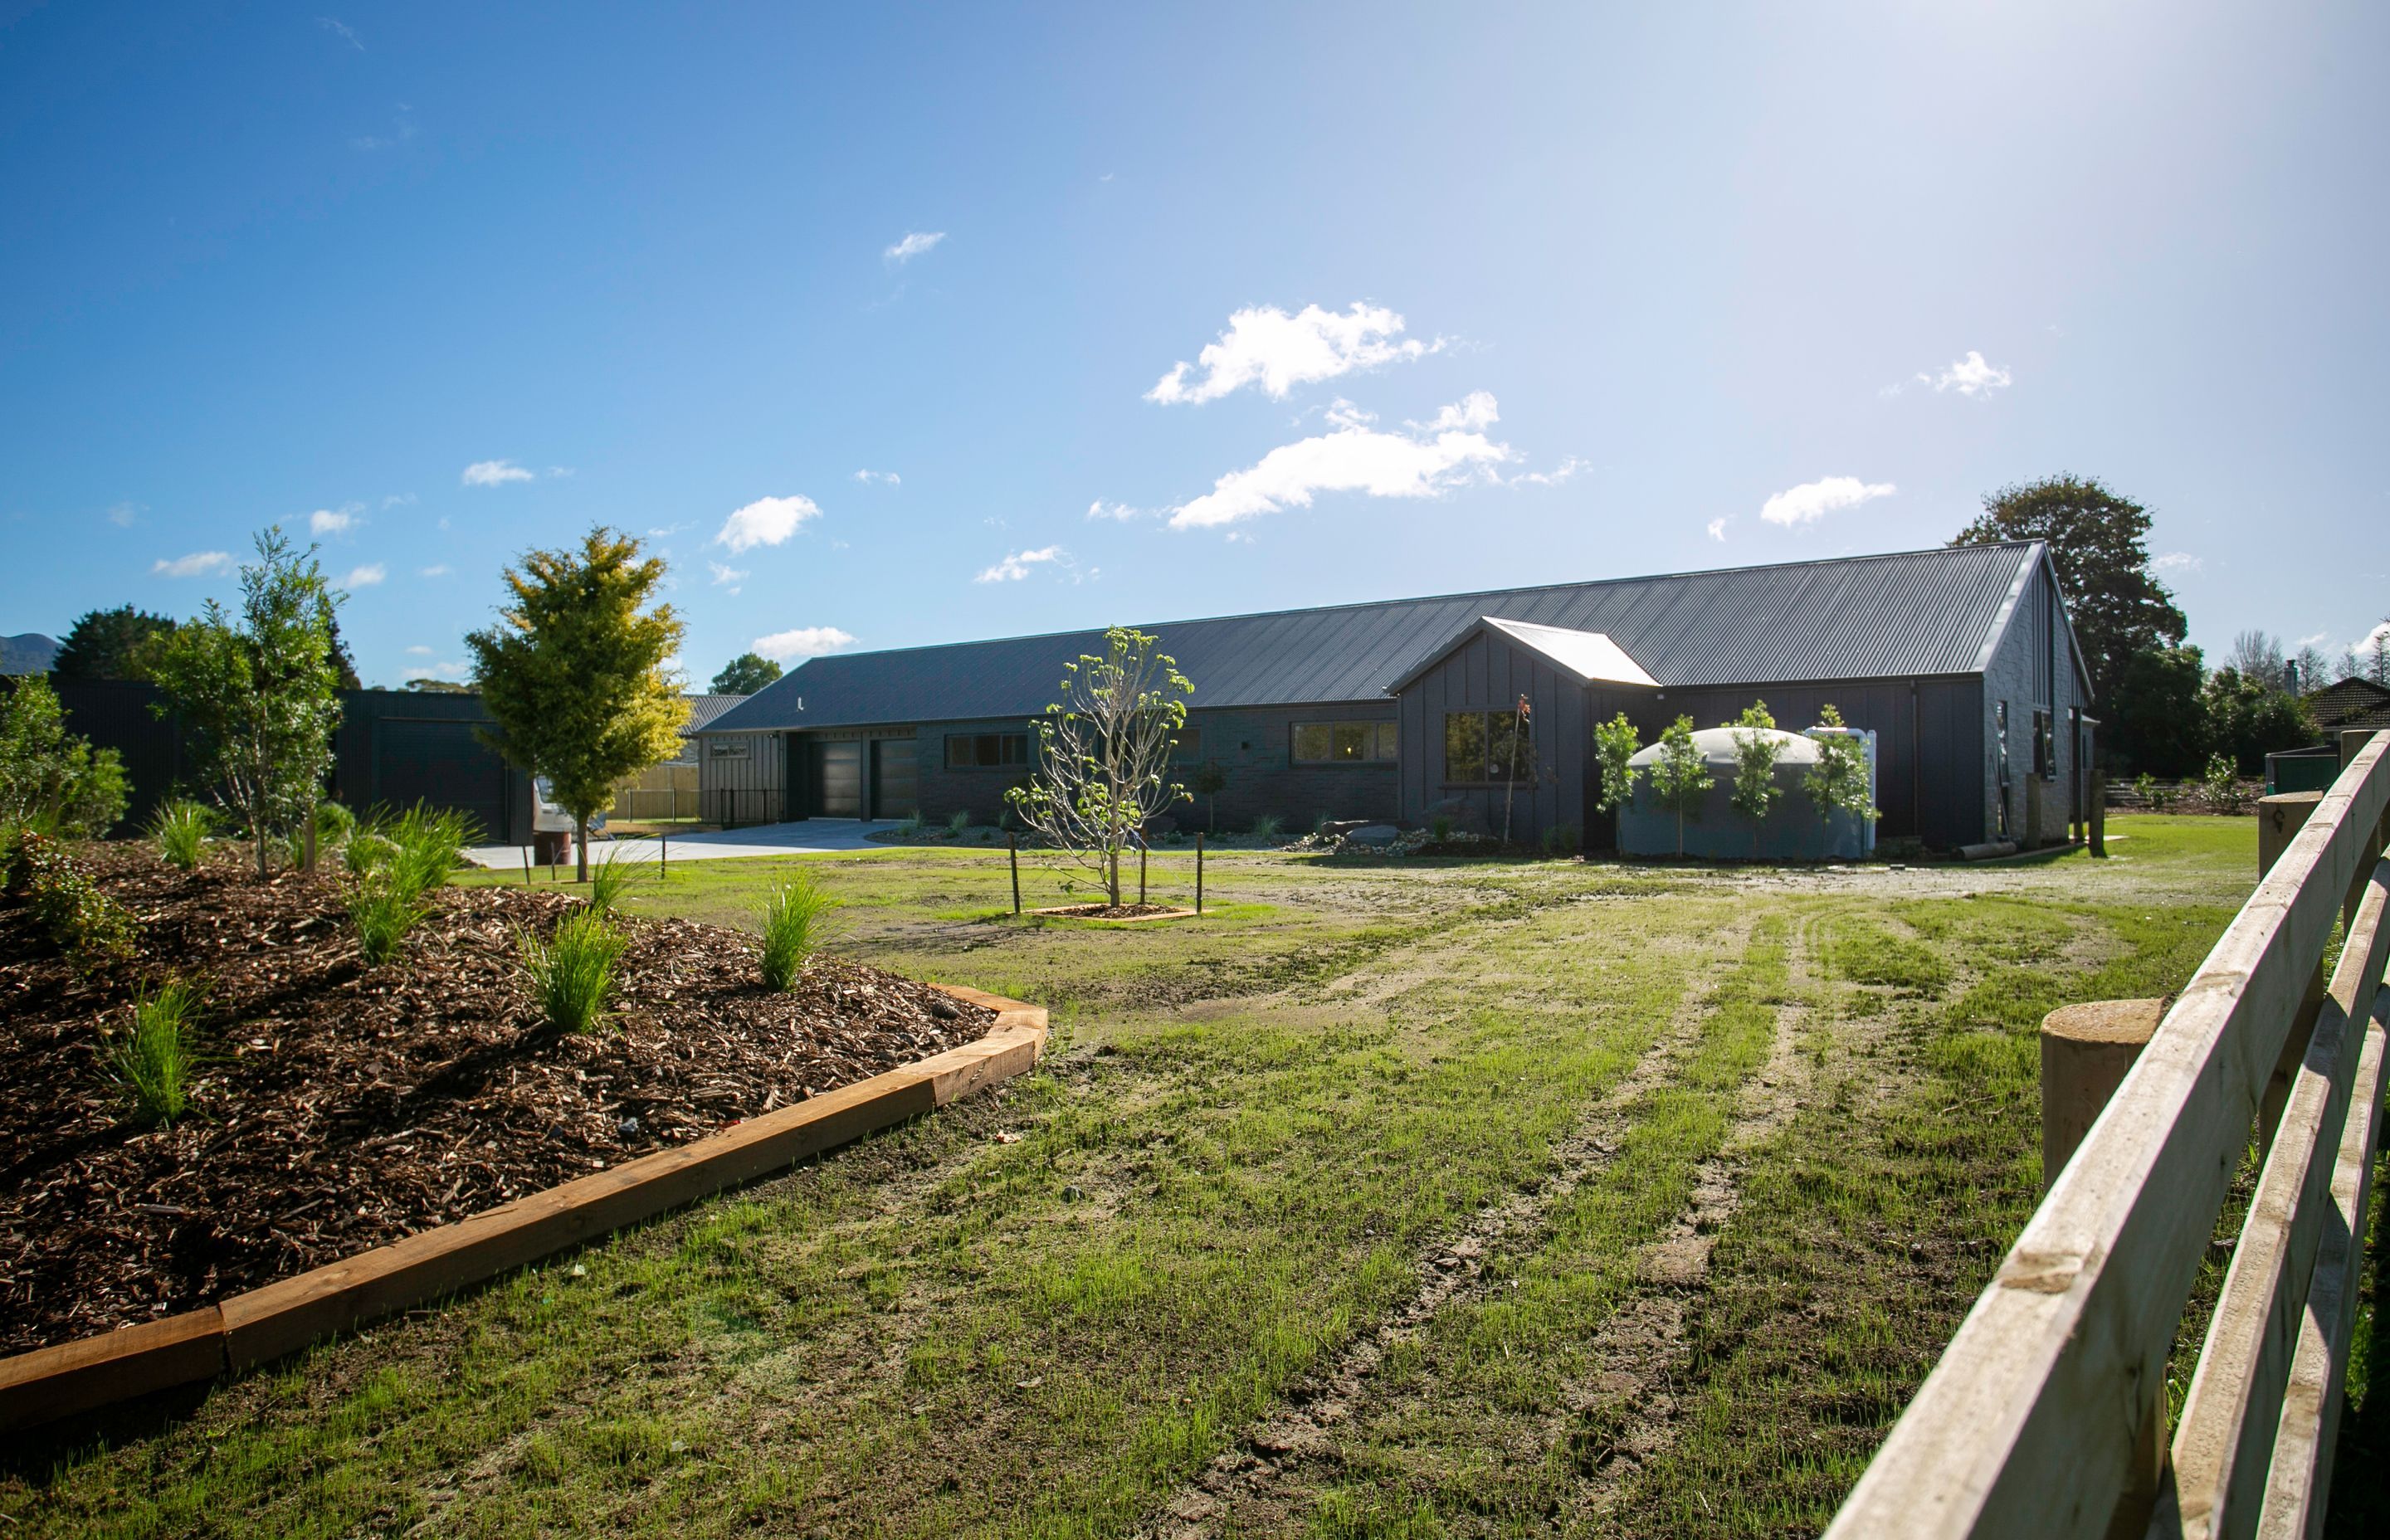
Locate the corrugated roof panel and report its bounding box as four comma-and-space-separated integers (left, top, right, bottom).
703, 543, 2045, 733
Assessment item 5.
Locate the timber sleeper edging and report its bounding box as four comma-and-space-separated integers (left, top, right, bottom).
0, 982, 1046, 1432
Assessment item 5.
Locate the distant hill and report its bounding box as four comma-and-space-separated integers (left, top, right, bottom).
1, 634, 59, 675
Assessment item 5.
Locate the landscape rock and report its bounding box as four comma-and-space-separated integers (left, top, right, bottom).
1344, 824, 1401, 847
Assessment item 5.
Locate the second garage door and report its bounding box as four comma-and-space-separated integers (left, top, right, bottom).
871, 738, 917, 820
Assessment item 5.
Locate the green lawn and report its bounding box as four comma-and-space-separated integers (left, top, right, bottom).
15, 816, 2375, 1538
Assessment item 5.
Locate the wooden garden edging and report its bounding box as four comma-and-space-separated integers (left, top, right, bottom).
0, 983, 1046, 1432
1826, 730, 2390, 1540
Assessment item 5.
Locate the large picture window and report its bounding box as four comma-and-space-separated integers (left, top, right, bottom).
944, 732, 1029, 769
1443, 710, 1536, 783
1290, 721, 1397, 764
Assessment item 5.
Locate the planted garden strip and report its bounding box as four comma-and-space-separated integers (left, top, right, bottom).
1027, 904, 1200, 924
0, 985, 1045, 1430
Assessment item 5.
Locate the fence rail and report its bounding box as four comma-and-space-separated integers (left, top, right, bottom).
1826, 730, 2390, 1540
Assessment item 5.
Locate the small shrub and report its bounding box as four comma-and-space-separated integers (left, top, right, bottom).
1312, 811, 1334, 837
898, 809, 926, 837
2202, 753, 2245, 814
20, 835, 139, 963
352, 875, 429, 965
1250, 813, 1284, 843
1540, 823, 1580, 856
586, 846, 643, 914
948, 809, 973, 838
149, 798, 213, 872
520, 909, 629, 1033
113, 981, 203, 1126
1430, 815, 1455, 843
757, 872, 838, 992
388, 803, 474, 901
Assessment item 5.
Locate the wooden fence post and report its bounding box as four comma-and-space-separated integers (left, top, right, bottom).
1196, 831, 1204, 914
1139, 840, 1148, 905
2039, 997, 2172, 1533
1008, 831, 1021, 915
2090, 772, 2107, 858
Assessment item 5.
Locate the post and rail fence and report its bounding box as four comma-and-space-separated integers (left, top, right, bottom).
1827, 729, 2390, 1540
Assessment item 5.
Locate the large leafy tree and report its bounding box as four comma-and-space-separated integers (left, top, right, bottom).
51, 605, 178, 681
1005, 626, 1192, 909
2107, 644, 2207, 777
144, 530, 346, 876
2202, 667, 2315, 775
466, 528, 688, 881
1649, 715, 1713, 857
1950, 475, 2187, 713
1726, 700, 1784, 857
710, 652, 783, 694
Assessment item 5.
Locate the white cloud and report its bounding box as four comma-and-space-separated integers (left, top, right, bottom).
405, 645, 433, 656
714, 494, 822, 553
461, 459, 534, 486
1085, 500, 1144, 521
708, 560, 749, 594
1508, 456, 1583, 488
1758, 475, 1897, 527
1147, 302, 1441, 406
382, 492, 416, 509
1707, 517, 1729, 542
2151, 551, 2202, 574
547, 465, 575, 478
154, 551, 231, 578
853, 469, 901, 485
107, 501, 142, 528
310, 504, 363, 535
417, 564, 451, 578
1168, 391, 1512, 530
975, 546, 1068, 582
752, 626, 857, 661
1917, 350, 2012, 397
343, 563, 387, 588
428, 660, 469, 681
319, 17, 363, 51
885, 231, 947, 262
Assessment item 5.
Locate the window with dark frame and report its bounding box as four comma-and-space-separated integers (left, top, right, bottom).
706, 738, 752, 761
1442, 710, 1536, 783
944, 732, 1029, 769
2034, 709, 2056, 780
1290, 720, 1397, 764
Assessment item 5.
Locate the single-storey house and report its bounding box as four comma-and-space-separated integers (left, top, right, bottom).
694, 540, 2095, 851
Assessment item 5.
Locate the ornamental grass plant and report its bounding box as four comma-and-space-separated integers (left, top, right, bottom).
520, 909, 629, 1033
757, 871, 838, 991
115, 980, 203, 1127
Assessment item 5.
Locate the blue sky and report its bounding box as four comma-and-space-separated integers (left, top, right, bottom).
3, 2, 2385, 687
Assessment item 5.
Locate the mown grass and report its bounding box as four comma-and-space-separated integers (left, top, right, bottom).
8, 816, 2319, 1538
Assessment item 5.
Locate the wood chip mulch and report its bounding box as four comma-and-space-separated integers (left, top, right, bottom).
0, 843, 996, 1357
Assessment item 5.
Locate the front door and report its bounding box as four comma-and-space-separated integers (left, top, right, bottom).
810, 740, 862, 817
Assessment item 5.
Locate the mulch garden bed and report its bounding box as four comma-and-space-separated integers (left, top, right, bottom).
0, 842, 995, 1357
1032, 902, 1193, 921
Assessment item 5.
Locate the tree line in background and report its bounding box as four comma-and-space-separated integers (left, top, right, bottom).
1948, 473, 2379, 778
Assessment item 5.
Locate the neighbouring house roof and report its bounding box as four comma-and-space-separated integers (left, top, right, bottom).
701, 541, 2067, 735
1388, 616, 1660, 692
2304, 677, 2390, 732
680, 693, 751, 734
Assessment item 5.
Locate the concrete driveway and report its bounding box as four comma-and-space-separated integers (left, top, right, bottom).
462, 820, 901, 870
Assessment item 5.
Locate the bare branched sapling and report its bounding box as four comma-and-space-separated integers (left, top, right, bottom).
1005, 626, 1193, 909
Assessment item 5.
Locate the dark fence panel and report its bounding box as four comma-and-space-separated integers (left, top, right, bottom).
44, 680, 530, 841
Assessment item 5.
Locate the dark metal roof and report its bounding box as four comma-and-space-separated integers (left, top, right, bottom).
703, 542, 2051, 734
680, 693, 751, 734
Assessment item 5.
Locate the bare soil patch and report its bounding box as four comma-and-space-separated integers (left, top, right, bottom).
1031, 903, 1197, 922
0, 843, 993, 1357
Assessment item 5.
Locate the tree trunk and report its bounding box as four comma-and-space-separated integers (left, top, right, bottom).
575, 816, 589, 884
1106, 842, 1120, 908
